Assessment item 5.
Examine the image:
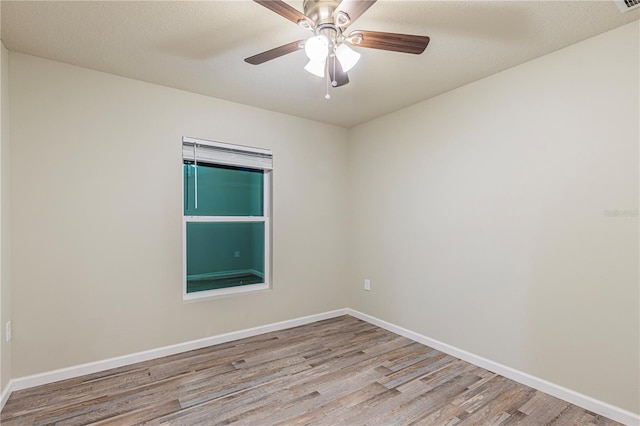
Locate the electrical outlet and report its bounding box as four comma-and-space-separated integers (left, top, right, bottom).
364, 279, 371, 291
234, 251, 240, 258
5, 321, 11, 342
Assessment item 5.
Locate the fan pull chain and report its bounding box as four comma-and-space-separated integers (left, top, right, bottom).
332, 53, 338, 87
325, 60, 331, 100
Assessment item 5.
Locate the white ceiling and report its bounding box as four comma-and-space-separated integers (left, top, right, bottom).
1, 1, 638, 128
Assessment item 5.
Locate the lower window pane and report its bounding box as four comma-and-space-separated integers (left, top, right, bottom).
186, 222, 265, 293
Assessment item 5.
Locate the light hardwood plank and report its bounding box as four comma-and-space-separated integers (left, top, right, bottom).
0, 316, 625, 426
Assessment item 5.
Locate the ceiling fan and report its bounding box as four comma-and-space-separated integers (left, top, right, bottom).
245, 0, 430, 96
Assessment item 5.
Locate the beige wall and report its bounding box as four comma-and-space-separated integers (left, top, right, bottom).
9, 52, 350, 377
0, 41, 11, 394
5, 19, 639, 417
348, 21, 639, 414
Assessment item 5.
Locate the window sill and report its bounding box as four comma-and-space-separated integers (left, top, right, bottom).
183, 282, 270, 302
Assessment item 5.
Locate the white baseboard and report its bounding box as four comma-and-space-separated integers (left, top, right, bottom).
0, 380, 13, 411
3, 307, 638, 426
8, 308, 349, 394
346, 309, 640, 426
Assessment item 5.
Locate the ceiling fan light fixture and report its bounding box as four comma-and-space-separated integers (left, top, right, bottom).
304, 59, 326, 78
246, 0, 431, 94
335, 43, 361, 72
304, 34, 330, 61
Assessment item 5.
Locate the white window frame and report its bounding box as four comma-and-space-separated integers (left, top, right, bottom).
182, 136, 272, 301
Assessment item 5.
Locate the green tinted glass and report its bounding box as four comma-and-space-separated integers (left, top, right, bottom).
185, 222, 265, 293
184, 162, 264, 216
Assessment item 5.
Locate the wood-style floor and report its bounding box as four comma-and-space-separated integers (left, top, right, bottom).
1, 315, 623, 425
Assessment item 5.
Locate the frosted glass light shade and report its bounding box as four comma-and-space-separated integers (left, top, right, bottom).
304, 59, 326, 78
335, 43, 361, 72
305, 35, 330, 62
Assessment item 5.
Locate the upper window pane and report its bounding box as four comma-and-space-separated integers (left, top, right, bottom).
184, 162, 264, 216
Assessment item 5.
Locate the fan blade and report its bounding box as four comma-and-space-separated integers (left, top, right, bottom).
245, 40, 304, 65
328, 56, 349, 87
348, 30, 430, 54
334, 0, 376, 27
254, 0, 308, 25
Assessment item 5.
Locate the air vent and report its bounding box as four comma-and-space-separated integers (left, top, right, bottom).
614, 0, 640, 13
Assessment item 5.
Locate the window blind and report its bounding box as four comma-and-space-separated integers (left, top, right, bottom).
182, 136, 273, 170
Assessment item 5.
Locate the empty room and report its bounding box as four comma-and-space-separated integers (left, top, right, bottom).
0, 0, 638, 424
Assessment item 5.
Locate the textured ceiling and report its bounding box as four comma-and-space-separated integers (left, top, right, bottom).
1, 1, 638, 128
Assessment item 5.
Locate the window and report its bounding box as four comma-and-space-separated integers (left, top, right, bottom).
182, 136, 272, 300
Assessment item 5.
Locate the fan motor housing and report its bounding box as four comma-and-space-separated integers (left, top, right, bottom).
303, 0, 341, 25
